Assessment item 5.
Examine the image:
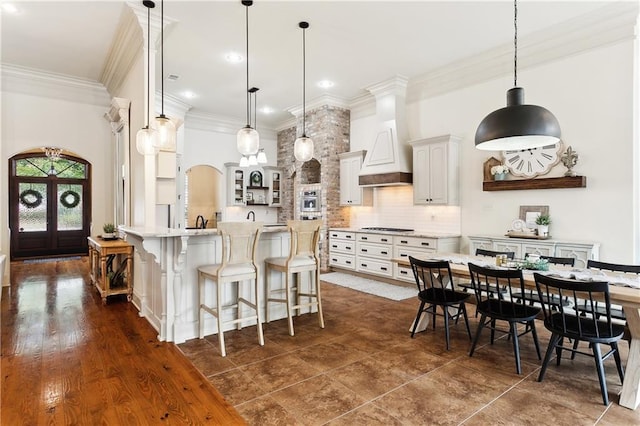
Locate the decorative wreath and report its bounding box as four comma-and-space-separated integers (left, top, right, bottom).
60, 190, 80, 209
19, 189, 43, 209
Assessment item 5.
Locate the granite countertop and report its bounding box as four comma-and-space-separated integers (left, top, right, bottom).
330, 227, 461, 239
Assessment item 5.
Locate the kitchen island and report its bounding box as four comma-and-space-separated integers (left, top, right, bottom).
120, 224, 293, 344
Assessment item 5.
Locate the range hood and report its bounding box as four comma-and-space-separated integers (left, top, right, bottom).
358, 76, 413, 187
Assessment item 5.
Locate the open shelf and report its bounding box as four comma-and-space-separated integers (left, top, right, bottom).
483, 176, 586, 191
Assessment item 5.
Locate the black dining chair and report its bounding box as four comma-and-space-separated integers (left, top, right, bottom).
409, 257, 472, 350
512, 255, 576, 308
467, 263, 542, 374
533, 273, 625, 405
579, 260, 640, 321
458, 249, 515, 294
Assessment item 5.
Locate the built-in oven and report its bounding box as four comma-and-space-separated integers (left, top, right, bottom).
300, 189, 321, 212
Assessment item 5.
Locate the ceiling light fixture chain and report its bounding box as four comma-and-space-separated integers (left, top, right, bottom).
136, 0, 159, 155
153, 0, 176, 151
236, 0, 260, 157
293, 21, 314, 162
474, 0, 561, 151
513, 0, 518, 87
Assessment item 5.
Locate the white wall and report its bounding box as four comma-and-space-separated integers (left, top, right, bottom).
350, 38, 637, 262
1, 90, 113, 260
181, 124, 278, 224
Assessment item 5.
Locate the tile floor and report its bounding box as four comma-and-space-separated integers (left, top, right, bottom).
178, 282, 640, 425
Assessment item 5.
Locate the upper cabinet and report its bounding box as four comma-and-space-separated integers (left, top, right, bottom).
410, 135, 460, 205
225, 164, 283, 207
339, 151, 373, 206
225, 163, 246, 206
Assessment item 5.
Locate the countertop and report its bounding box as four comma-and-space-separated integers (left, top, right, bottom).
329, 227, 461, 239
119, 224, 288, 238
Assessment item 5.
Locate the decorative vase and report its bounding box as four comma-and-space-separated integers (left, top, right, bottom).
494, 172, 507, 181
537, 225, 549, 237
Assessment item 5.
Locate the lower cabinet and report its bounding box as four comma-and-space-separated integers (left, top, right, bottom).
468, 235, 600, 268
328, 229, 461, 282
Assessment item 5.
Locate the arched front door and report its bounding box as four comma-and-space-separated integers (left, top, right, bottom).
9, 151, 91, 259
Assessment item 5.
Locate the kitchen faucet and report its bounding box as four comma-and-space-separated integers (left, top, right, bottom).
246, 211, 256, 222
195, 215, 207, 229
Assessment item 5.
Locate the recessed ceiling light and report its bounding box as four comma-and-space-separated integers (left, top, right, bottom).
317, 80, 334, 89
182, 91, 196, 99
1, 3, 20, 14
259, 106, 274, 114
225, 52, 243, 63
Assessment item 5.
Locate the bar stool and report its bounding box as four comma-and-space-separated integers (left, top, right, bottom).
198, 221, 264, 357
264, 219, 324, 336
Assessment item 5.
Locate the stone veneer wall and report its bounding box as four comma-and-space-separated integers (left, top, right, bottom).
277, 105, 351, 271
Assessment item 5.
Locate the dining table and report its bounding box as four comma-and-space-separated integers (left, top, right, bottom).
393, 253, 640, 410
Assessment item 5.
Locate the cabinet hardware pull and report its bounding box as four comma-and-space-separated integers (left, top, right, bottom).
332, 245, 337, 248
381, 267, 387, 271
382, 251, 388, 255
381, 238, 388, 242
346, 235, 352, 239
421, 242, 430, 246
332, 258, 337, 262
361, 236, 368, 240
361, 249, 368, 252
400, 270, 407, 275
361, 263, 367, 267
401, 254, 407, 257
401, 240, 408, 244
346, 260, 351, 264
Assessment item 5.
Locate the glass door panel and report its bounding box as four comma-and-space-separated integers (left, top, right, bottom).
57, 183, 83, 231
18, 182, 48, 232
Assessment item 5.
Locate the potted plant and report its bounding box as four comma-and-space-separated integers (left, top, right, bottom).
535, 214, 551, 237
103, 223, 117, 239
490, 164, 509, 181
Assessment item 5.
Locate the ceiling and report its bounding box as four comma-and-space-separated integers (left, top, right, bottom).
1, 1, 616, 129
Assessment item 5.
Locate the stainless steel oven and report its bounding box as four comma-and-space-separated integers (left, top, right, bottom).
300, 189, 321, 212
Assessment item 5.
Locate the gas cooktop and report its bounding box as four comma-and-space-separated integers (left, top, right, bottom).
360, 227, 414, 233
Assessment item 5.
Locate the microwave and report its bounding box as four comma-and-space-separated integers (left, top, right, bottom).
300, 190, 321, 212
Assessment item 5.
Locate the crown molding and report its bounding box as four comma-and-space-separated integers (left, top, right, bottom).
185, 111, 277, 140
406, 2, 639, 103
1, 63, 110, 106
101, 5, 141, 96
285, 93, 350, 117
156, 92, 192, 121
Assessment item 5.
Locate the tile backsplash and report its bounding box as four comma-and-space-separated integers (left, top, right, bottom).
347, 186, 461, 234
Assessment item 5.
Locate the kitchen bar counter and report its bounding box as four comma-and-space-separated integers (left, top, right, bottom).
120, 224, 293, 344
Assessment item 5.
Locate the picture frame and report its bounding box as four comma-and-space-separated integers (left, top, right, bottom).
246, 192, 253, 202
519, 205, 549, 229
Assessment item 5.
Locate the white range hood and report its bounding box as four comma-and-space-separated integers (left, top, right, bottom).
358, 76, 413, 187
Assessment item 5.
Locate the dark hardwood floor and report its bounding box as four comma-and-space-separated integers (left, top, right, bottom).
1, 257, 245, 425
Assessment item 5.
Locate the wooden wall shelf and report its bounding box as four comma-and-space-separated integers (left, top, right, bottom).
483, 176, 587, 191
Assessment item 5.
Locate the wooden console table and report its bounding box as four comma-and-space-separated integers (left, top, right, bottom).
88, 236, 133, 304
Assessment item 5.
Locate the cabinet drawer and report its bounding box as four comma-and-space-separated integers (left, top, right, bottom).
329, 231, 355, 240
356, 257, 393, 277
394, 236, 437, 250
357, 242, 392, 259
329, 240, 355, 254
329, 253, 356, 270
394, 263, 416, 283
393, 246, 436, 262
357, 233, 392, 244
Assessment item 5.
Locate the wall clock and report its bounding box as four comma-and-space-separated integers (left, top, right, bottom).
502, 142, 563, 178
249, 170, 263, 187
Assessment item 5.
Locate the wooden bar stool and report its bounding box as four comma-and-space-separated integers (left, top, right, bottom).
198, 221, 263, 357
264, 219, 323, 336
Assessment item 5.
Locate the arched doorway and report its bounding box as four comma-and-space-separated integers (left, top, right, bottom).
9, 150, 91, 259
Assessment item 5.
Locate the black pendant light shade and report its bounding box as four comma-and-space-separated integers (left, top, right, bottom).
474, 0, 561, 151
475, 87, 561, 150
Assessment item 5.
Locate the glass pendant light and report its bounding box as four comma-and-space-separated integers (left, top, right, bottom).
237, 0, 259, 156
136, 0, 159, 156
475, 0, 560, 150
257, 149, 267, 164
239, 156, 250, 167
294, 21, 313, 162
153, 0, 176, 151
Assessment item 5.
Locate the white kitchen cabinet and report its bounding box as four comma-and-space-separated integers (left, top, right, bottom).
393, 235, 461, 282
264, 166, 283, 207
225, 163, 246, 206
468, 235, 600, 267
328, 230, 356, 270
356, 233, 393, 277
339, 151, 372, 206
410, 135, 460, 205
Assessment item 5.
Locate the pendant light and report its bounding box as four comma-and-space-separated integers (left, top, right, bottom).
250, 86, 268, 164
153, 0, 176, 151
136, 0, 159, 156
294, 21, 314, 162
237, 0, 259, 156
475, 0, 560, 151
